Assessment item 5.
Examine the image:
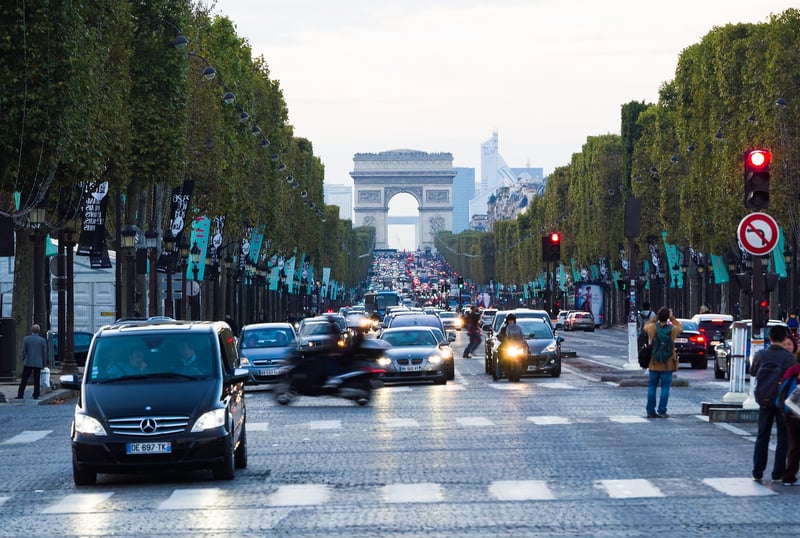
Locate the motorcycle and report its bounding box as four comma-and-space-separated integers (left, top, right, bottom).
273, 338, 389, 406
494, 339, 528, 382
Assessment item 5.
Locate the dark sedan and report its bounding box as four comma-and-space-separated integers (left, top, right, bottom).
377, 327, 448, 385
501, 318, 563, 378
673, 319, 707, 369
237, 322, 298, 385
50, 330, 94, 367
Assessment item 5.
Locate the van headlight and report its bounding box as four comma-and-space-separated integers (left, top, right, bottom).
74, 413, 108, 436
191, 408, 226, 432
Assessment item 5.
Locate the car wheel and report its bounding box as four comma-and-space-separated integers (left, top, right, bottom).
213, 434, 236, 481
234, 422, 248, 469
73, 459, 97, 486
714, 361, 725, 379
550, 364, 562, 377
725, 359, 731, 381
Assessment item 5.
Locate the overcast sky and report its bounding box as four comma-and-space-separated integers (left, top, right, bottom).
214, 1, 793, 248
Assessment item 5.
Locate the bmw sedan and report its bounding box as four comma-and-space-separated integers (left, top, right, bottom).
237, 322, 298, 385
377, 327, 448, 385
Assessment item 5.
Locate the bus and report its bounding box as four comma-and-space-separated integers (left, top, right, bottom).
364, 290, 402, 321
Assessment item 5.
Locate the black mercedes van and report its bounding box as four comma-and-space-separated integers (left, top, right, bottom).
60, 320, 248, 485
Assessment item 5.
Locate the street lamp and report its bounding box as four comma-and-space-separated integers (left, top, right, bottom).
180, 240, 190, 320
120, 225, 138, 317
28, 205, 47, 329
163, 231, 176, 318
60, 217, 82, 374
145, 228, 159, 316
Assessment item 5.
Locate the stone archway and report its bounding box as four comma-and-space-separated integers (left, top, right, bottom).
351, 149, 455, 250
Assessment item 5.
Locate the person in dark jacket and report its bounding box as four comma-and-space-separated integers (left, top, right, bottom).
750, 324, 796, 482
779, 362, 800, 486
16, 323, 48, 400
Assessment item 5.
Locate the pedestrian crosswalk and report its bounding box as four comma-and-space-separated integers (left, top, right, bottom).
12, 476, 783, 515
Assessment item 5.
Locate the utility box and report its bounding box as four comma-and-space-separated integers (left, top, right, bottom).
0, 317, 16, 380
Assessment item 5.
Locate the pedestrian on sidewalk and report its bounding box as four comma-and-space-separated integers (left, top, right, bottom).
750, 324, 796, 483
16, 323, 48, 400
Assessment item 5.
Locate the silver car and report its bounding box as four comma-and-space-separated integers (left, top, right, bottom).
377, 327, 448, 385
238, 323, 298, 385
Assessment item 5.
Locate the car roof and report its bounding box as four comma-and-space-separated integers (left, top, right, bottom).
691, 313, 734, 322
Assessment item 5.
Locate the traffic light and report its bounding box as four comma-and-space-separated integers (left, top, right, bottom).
457, 276, 464, 289
744, 149, 771, 209
542, 232, 562, 262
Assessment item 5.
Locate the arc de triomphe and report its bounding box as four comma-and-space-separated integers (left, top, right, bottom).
351, 149, 455, 251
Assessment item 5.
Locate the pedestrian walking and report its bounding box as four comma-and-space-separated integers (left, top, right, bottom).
463, 306, 482, 358
15, 323, 48, 400
778, 361, 800, 486
642, 307, 682, 418
750, 324, 796, 482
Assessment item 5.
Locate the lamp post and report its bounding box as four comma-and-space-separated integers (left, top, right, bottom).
180, 240, 190, 320
145, 228, 160, 316
190, 241, 201, 320
120, 225, 138, 317
28, 205, 47, 330
784, 245, 793, 316
696, 261, 705, 313
60, 217, 81, 374
163, 232, 176, 318
728, 258, 738, 317
671, 263, 679, 311
680, 262, 687, 317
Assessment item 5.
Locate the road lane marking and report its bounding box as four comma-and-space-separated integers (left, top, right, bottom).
269, 484, 331, 506
489, 480, 554, 500
527, 416, 571, 425
537, 382, 574, 389
456, 417, 494, 427
383, 418, 420, 428
382, 483, 442, 503
703, 477, 778, 496
159, 488, 220, 510
609, 416, 650, 423
43, 492, 114, 513
247, 422, 269, 431
308, 420, 341, 430
598, 479, 664, 498
2, 430, 52, 444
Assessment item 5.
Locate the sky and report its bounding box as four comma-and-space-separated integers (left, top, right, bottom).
214, 0, 794, 250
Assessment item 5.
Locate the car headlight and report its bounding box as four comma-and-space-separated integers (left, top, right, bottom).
427, 354, 443, 365
377, 357, 392, 367
240, 356, 252, 367
191, 408, 226, 432
542, 342, 557, 353
74, 413, 108, 436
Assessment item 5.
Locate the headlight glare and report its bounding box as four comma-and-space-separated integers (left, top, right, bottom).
74, 413, 108, 436
377, 357, 392, 367
191, 408, 226, 432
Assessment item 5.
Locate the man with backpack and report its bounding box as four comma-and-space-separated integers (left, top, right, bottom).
642, 307, 682, 418
750, 324, 796, 483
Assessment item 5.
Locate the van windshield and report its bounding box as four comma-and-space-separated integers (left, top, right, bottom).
88, 333, 215, 381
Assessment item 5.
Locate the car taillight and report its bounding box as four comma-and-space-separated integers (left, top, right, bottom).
690, 335, 705, 345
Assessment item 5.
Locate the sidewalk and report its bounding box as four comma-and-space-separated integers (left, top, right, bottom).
0, 368, 79, 405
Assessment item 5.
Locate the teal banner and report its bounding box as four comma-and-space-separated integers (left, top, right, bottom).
186, 216, 210, 281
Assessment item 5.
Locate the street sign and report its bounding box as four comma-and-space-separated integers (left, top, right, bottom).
737, 212, 779, 256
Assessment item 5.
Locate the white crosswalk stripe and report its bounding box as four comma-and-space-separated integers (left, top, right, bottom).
159, 488, 220, 510
382, 483, 442, 503
42, 492, 114, 514
598, 479, 664, 498
2, 430, 52, 444
268, 484, 331, 506
489, 480, 554, 500
527, 416, 571, 425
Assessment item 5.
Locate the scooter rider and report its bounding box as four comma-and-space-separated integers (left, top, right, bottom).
494, 314, 524, 380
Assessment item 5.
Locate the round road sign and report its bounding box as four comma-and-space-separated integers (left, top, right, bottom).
737, 212, 779, 256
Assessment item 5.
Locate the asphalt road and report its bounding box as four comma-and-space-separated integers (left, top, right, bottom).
0, 327, 796, 537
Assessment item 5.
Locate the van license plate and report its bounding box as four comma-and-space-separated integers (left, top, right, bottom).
126, 442, 172, 455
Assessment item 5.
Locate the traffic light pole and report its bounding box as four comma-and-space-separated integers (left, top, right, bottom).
743, 255, 767, 409
623, 235, 641, 370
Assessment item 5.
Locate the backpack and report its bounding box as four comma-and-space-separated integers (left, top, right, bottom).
755, 362, 785, 408
651, 324, 674, 362
776, 376, 798, 414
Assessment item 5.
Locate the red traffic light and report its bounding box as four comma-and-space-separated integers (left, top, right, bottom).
549, 232, 561, 244
759, 299, 769, 309
746, 149, 771, 170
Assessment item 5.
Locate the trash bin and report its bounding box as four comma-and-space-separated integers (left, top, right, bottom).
0, 318, 15, 380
